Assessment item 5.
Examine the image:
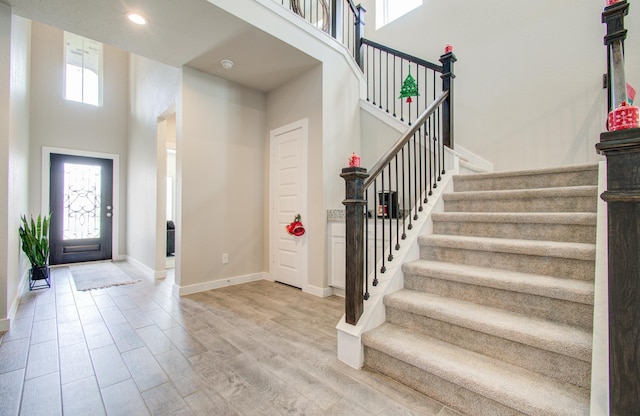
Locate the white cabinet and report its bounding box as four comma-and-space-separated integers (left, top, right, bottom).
329, 223, 345, 289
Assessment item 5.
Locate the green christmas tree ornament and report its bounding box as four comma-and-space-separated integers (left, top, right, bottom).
398, 70, 419, 103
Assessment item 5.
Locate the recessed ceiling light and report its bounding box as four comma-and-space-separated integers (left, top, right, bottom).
127, 13, 147, 25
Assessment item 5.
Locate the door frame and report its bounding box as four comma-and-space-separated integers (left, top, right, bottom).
42, 146, 121, 261
269, 118, 309, 291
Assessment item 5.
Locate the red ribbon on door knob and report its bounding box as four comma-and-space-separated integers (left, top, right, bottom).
286, 214, 306, 236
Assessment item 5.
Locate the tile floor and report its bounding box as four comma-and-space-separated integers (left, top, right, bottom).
0, 262, 461, 416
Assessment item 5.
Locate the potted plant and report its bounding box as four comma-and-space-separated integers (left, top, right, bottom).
18, 214, 51, 290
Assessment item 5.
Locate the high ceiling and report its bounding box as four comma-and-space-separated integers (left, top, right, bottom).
0, 0, 320, 92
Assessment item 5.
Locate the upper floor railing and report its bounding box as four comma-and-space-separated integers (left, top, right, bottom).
273, 0, 365, 64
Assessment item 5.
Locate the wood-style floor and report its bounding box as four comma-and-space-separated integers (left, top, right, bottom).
0, 263, 461, 416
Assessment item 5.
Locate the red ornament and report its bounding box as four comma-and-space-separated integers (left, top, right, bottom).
348, 152, 360, 167
606, 0, 620, 5
286, 214, 305, 236
608, 101, 640, 131
445, 44, 453, 53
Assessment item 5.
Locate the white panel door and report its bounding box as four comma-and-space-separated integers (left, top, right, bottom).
270, 119, 308, 289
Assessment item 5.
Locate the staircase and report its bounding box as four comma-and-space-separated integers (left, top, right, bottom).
361, 164, 598, 416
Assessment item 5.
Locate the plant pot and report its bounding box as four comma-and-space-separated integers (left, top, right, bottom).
30, 265, 50, 290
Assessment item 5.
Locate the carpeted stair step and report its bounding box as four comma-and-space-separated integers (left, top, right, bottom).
453, 163, 598, 192
363, 323, 590, 416
402, 260, 594, 329
431, 212, 596, 243
383, 290, 592, 388
443, 186, 597, 213
419, 235, 595, 280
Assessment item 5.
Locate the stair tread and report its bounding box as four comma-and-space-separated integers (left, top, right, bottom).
419, 234, 595, 260
384, 290, 592, 361
402, 259, 594, 304
363, 323, 590, 415
453, 163, 598, 181
431, 212, 596, 225
444, 185, 597, 200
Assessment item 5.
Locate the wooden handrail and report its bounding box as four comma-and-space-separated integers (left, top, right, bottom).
364, 91, 448, 189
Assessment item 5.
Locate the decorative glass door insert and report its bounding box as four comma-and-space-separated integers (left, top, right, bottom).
63, 163, 102, 240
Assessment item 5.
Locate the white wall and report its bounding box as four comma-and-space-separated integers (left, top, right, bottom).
0, 6, 31, 329
179, 67, 266, 289
267, 65, 323, 289
7, 15, 31, 326
29, 22, 129, 255
212, 0, 363, 291
360, 0, 640, 171
0, 4, 9, 329
128, 55, 181, 273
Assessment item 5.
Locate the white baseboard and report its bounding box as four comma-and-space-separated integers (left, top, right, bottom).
2, 268, 30, 331
176, 272, 265, 296
303, 284, 334, 298
125, 256, 157, 280
113, 254, 127, 261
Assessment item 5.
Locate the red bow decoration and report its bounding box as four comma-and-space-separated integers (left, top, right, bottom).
286, 214, 306, 236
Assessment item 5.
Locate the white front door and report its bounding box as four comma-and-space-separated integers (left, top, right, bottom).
270, 119, 308, 289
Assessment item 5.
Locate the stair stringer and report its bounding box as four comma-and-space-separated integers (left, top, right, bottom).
336, 148, 459, 369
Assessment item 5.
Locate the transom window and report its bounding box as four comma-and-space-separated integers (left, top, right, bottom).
64, 32, 103, 106
376, 0, 423, 29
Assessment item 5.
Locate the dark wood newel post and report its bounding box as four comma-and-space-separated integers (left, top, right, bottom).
341, 166, 369, 325
598, 2, 640, 414
440, 50, 456, 149
355, 5, 366, 70
596, 129, 640, 415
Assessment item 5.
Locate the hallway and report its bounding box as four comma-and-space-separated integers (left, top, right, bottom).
0, 264, 460, 415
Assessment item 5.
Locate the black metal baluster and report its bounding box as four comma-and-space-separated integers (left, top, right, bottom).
380, 170, 386, 273
428, 114, 433, 196
365, 45, 370, 102
414, 63, 419, 124
378, 49, 383, 109
387, 163, 393, 261
385, 51, 390, 113
407, 138, 413, 230
399, 63, 404, 122
394, 155, 400, 250
408, 65, 412, 125
423, 118, 428, 203
413, 132, 419, 220
401, 148, 407, 239
373, 180, 378, 286
372, 48, 377, 106
440, 105, 446, 176
393, 55, 397, 117
418, 126, 423, 212
437, 106, 442, 181
364, 188, 370, 300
